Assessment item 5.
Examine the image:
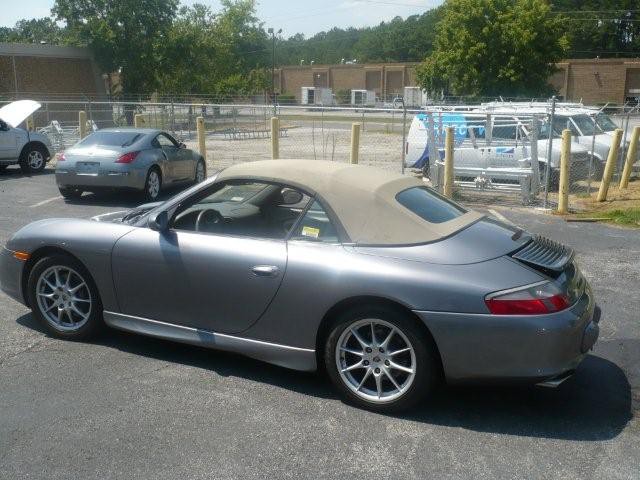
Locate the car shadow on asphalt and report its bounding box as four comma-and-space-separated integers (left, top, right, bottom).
17, 313, 634, 442
0, 166, 56, 181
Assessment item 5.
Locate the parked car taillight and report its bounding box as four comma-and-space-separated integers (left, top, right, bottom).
485, 281, 570, 315
115, 151, 140, 164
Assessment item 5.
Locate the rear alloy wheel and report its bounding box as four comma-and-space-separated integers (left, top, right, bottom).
325, 306, 439, 412
59, 187, 83, 200
27, 254, 103, 340
195, 160, 206, 183
20, 145, 47, 173
144, 168, 161, 201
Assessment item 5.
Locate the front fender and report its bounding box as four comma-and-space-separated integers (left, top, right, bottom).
6, 219, 136, 311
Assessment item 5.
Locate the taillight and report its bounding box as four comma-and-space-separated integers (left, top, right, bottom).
58, 153, 65, 161
485, 281, 570, 315
116, 151, 140, 164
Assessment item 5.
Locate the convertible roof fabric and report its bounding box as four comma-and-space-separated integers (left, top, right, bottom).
217, 160, 483, 245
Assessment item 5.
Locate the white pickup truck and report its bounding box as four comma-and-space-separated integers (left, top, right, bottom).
0, 100, 56, 173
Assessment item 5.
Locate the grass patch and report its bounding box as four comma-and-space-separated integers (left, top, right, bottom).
577, 207, 640, 227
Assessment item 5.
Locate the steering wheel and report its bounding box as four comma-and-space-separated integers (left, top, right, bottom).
195, 208, 224, 232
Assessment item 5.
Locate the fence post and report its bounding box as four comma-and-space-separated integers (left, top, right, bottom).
557, 129, 571, 214
196, 116, 206, 159
597, 128, 624, 202
620, 126, 640, 190
271, 117, 280, 159
350, 123, 361, 164
134, 114, 144, 128
443, 126, 454, 198
530, 115, 540, 194
543, 96, 556, 209
78, 110, 87, 139
401, 102, 407, 174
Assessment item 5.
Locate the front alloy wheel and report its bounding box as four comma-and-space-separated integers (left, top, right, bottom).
144, 169, 161, 201
27, 254, 103, 339
20, 145, 47, 173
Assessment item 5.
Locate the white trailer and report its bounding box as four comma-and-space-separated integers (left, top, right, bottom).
301, 87, 334, 106
404, 87, 427, 108
350, 89, 376, 107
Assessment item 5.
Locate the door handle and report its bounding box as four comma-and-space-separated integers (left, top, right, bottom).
251, 265, 280, 277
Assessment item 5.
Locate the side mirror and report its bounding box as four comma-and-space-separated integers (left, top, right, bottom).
179, 142, 187, 149
148, 210, 169, 232
281, 188, 304, 205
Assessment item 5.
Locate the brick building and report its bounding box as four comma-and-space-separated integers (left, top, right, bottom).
273, 63, 419, 102
275, 59, 640, 105
550, 58, 640, 104
0, 42, 106, 99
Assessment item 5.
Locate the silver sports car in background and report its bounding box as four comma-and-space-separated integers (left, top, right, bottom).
1, 160, 600, 411
55, 128, 206, 201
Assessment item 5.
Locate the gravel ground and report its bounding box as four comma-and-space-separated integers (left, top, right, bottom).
0, 166, 638, 480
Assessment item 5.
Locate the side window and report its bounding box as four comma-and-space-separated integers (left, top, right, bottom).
492, 125, 517, 140
290, 201, 339, 243
156, 134, 177, 148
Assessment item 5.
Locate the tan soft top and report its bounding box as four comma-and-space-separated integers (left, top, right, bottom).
217, 160, 483, 245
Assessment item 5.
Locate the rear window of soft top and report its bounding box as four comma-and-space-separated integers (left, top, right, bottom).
396, 187, 466, 224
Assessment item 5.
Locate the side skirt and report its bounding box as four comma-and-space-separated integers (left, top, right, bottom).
103, 311, 317, 372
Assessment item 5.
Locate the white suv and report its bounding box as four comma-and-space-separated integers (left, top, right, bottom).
0, 100, 55, 174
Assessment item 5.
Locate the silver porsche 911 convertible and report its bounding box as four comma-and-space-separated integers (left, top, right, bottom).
0, 160, 600, 411
55, 128, 206, 201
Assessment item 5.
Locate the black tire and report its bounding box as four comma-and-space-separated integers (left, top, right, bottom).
19, 143, 48, 174
143, 167, 162, 201
59, 186, 83, 200
27, 253, 103, 340
324, 305, 440, 412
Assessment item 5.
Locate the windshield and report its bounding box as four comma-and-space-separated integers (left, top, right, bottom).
79, 131, 144, 148
571, 114, 601, 136
595, 113, 618, 132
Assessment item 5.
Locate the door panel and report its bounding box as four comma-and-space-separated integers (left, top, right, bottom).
0, 128, 18, 159
111, 228, 287, 333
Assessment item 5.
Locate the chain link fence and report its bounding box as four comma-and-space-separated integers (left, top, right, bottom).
3, 97, 638, 211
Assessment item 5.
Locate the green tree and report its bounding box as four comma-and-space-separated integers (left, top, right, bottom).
417, 0, 570, 97
0, 18, 73, 45
52, 0, 179, 95
552, 0, 640, 58
156, 1, 269, 97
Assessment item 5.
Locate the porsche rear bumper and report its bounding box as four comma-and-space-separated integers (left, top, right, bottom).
414, 285, 599, 385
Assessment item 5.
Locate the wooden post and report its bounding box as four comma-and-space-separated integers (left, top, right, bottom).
597, 128, 623, 202
271, 117, 280, 159
557, 129, 571, 214
620, 126, 640, 190
78, 110, 87, 139
350, 123, 361, 164
443, 126, 454, 198
196, 116, 206, 158
134, 114, 144, 128
26, 115, 34, 132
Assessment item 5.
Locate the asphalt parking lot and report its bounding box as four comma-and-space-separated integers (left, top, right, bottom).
0, 166, 638, 480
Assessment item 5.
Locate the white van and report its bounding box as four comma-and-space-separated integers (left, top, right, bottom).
0, 100, 56, 173
405, 111, 590, 184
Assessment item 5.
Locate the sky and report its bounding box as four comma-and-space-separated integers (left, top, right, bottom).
2, 0, 443, 37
